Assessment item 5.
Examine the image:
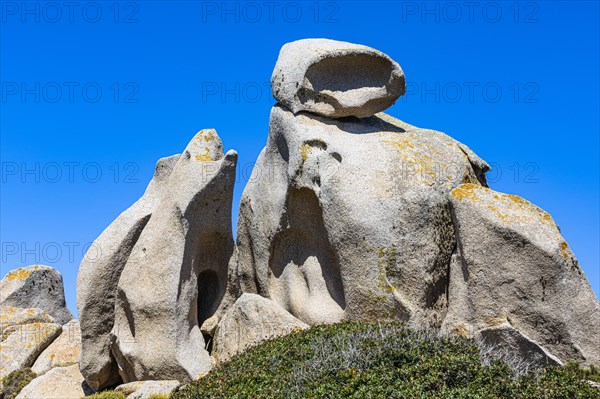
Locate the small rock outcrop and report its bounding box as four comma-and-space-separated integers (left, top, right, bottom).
212, 293, 309, 363
476, 320, 562, 370
77, 154, 179, 391
109, 129, 238, 384
1, 265, 73, 324
15, 364, 91, 399
1, 306, 55, 335
0, 269, 81, 397
271, 39, 405, 118
115, 380, 180, 399
32, 319, 81, 374
443, 184, 600, 366
0, 322, 62, 380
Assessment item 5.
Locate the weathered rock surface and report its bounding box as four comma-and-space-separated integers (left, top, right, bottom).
16, 364, 92, 399
271, 39, 405, 118
0, 322, 61, 380
1, 265, 72, 324
111, 129, 238, 383
212, 293, 308, 363
32, 319, 81, 374
115, 380, 180, 399
77, 154, 179, 391
237, 105, 489, 328
1, 306, 55, 340
477, 320, 562, 370
443, 184, 600, 366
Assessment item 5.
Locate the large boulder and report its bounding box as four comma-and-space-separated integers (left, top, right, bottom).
111, 129, 238, 383
0, 322, 61, 380
1, 265, 72, 324
32, 319, 81, 374
443, 183, 600, 366
271, 39, 405, 118
16, 364, 92, 399
237, 104, 489, 328
212, 293, 309, 363
77, 154, 179, 391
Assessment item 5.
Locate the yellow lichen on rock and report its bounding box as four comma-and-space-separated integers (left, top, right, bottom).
4, 267, 33, 282
450, 183, 481, 202
387, 138, 439, 184
452, 184, 557, 229
507, 194, 555, 227
195, 129, 216, 143
455, 323, 471, 337
560, 241, 570, 261
300, 143, 312, 161
484, 315, 508, 327
195, 147, 214, 162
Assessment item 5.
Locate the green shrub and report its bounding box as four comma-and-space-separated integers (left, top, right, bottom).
564, 362, 600, 383
85, 390, 126, 399
147, 394, 169, 399
1, 368, 36, 399
172, 321, 600, 399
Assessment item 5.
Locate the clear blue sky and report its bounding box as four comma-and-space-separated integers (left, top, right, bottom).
1, 1, 598, 317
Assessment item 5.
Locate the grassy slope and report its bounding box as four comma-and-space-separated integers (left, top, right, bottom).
172, 321, 600, 399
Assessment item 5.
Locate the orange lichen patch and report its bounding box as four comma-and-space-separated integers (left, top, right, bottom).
450, 183, 482, 201
560, 241, 570, 261
4, 267, 32, 282
388, 137, 415, 150
492, 194, 556, 227
195, 129, 216, 143
506, 195, 555, 226
194, 129, 217, 142
484, 315, 507, 327
195, 147, 214, 162
387, 138, 439, 184
455, 323, 471, 337
454, 185, 557, 228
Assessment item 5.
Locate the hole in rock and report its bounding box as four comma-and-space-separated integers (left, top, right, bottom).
304, 54, 395, 94
195, 231, 232, 347
197, 269, 220, 328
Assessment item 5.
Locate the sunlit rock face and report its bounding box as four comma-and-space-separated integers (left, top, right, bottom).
443, 184, 600, 367
271, 38, 406, 118
236, 104, 489, 329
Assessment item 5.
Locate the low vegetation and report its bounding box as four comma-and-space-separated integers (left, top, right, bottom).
85, 391, 126, 399
85, 389, 168, 399
0, 368, 36, 399
172, 321, 600, 399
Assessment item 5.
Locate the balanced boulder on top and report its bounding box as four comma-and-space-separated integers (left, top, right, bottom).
271, 38, 405, 118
